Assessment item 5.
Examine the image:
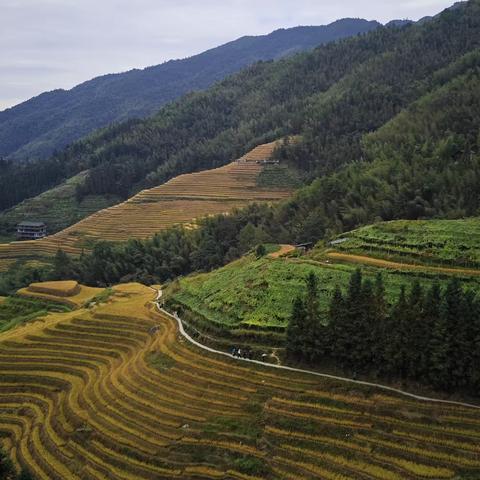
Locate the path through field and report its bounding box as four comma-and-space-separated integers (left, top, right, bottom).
0, 283, 479, 479
269, 244, 296, 258
326, 252, 480, 276
156, 290, 480, 410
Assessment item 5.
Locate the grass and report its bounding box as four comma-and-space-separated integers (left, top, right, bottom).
0, 281, 479, 479
166, 248, 480, 332
0, 296, 70, 333
0, 171, 121, 237
17, 282, 104, 308
331, 219, 480, 268
256, 164, 302, 189
145, 351, 176, 371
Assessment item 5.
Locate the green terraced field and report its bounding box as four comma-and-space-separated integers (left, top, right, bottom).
166, 249, 480, 340
331, 219, 480, 268
0, 172, 120, 237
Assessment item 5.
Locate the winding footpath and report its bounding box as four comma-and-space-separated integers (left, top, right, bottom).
326, 251, 480, 277
154, 289, 480, 410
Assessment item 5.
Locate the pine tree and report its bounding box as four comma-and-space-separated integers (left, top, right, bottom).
372, 273, 388, 369
53, 248, 72, 279
422, 283, 441, 381
327, 285, 345, 360
442, 278, 464, 390
385, 286, 408, 378
304, 272, 324, 362
286, 297, 307, 359
429, 281, 459, 391
305, 272, 320, 323
406, 281, 424, 379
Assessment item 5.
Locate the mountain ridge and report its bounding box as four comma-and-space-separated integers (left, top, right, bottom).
0, 18, 380, 162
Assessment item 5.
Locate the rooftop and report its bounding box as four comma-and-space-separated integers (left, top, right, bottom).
17, 221, 46, 228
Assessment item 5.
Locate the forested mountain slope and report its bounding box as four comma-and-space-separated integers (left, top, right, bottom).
0, 19, 379, 162
0, 1, 477, 223
15, 18, 480, 293
0, 142, 292, 268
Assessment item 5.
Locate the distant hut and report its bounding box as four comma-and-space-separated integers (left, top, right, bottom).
294, 242, 314, 255
16, 221, 47, 240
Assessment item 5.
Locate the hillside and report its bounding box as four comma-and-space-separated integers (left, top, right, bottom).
0, 280, 479, 479
0, 142, 292, 267
166, 219, 480, 344
2, 3, 476, 218
327, 219, 480, 269
0, 172, 120, 238
0, 19, 380, 162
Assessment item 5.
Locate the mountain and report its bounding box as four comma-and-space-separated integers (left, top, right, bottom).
0, 18, 380, 163
1, 2, 477, 225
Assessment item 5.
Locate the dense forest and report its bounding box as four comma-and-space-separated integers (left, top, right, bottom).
0, 19, 379, 163
1, 2, 479, 214
287, 270, 480, 395
3, 44, 479, 293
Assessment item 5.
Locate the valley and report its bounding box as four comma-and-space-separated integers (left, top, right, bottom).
1, 2, 480, 478
166, 219, 480, 347
0, 281, 479, 479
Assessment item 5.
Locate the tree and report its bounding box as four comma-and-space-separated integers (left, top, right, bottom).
286, 297, 307, 359
52, 249, 72, 279
384, 285, 409, 378
255, 244, 267, 258
238, 223, 257, 253
405, 281, 424, 379
421, 283, 441, 380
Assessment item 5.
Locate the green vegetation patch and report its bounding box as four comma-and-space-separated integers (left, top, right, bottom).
203, 416, 261, 440
145, 351, 176, 371
256, 164, 302, 189
84, 288, 114, 307
168, 253, 480, 332
0, 172, 120, 236
0, 296, 70, 333
334, 219, 480, 268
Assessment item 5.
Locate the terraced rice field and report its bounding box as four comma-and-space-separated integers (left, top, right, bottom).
0, 282, 479, 479
0, 141, 291, 266
17, 281, 103, 308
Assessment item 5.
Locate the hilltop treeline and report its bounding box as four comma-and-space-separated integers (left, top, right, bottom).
287, 271, 480, 395
1, 1, 480, 215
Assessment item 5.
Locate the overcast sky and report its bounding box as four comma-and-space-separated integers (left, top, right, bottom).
0, 0, 456, 111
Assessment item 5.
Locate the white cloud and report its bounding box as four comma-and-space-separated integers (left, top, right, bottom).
0, 0, 456, 110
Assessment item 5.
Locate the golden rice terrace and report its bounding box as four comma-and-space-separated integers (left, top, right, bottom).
0, 282, 479, 479
0, 141, 291, 266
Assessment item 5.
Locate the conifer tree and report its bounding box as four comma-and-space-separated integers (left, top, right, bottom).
286, 297, 307, 359
422, 283, 441, 380
371, 273, 388, 369
385, 286, 409, 378
406, 281, 424, 379
53, 248, 72, 279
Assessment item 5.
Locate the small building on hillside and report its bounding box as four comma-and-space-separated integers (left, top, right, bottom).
16, 221, 47, 241
294, 242, 314, 255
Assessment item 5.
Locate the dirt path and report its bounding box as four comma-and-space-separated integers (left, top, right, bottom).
154, 289, 480, 410
269, 244, 296, 258
326, 252, 480, 277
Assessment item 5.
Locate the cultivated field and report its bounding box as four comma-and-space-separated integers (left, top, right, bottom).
0, 141, 291, 268
0, 282, 479, 479
166, 245, 480, 344
17, 281, 103, 308
330, 219, 480, 269
0, 172, 120, 237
